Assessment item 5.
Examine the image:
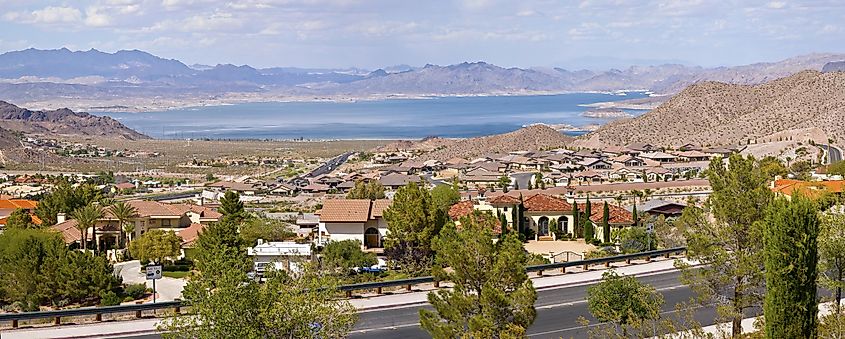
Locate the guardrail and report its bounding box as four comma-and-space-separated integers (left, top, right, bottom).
0, 247, 685, 329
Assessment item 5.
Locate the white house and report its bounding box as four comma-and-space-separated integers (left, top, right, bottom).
316, 199, 391, 249
247, 240, 313, 274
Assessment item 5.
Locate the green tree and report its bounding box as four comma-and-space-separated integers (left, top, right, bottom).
613, 227, 656, 253
0, 228, 121, 309
219, 190, 246, 222
586, 270, 664, 337
109, 201, 137, 249
346, 180, 386, 200
5, 208, 36, 230
129, 229, 182, 264
238, 218, 296, 246
763, 193, 819, 338
163, 224, 355, 338
35, 182, 103, 226
498, 175, 511, 192
759, 156, 788, 180
499, 212, 508, 235
821, 213, 845, 313
583, 198, 594, 241
678, 154, 773, 337
631, 204, 639, 227
71, 203, 103, 252
829, 160, 845, 178
382, 182, 441, 274
321, 240, 377, 276
573, 201, 581, 238
602, 201, 611, 243
420, 211, 537, 338
430, 184, 460, 213
790, 160, 814, 180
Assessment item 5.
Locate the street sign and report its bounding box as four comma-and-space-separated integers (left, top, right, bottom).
146, 264, 163, 280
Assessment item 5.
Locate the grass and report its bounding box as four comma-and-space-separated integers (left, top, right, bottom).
162, 271, 190, 279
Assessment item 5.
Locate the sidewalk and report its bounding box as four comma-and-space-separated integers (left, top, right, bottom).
2, 318, 163, 339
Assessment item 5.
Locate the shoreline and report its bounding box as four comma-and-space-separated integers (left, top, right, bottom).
22, 89, 657, 114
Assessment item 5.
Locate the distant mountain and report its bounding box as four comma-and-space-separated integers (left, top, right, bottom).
576, 70, 845, 148
0, 101, 148, 140
823, 61, 845, 73
1, 48, 844, 112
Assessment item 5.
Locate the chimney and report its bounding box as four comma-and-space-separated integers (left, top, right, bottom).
57, 213, 66, 224
257, 239, 264, 246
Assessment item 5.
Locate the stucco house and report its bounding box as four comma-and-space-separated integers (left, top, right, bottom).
316, 199, 391, 249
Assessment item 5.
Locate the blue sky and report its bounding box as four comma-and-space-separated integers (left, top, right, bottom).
1, 0, 843, 69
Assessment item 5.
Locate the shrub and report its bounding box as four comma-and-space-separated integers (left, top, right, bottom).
99, 291, 122, 306
123, 283, 147, 300
164, 264, 191, 272
123, 296, 134, 303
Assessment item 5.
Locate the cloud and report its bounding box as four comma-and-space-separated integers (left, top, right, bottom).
766, 1, 787, 9
84, 7, 112, 27
5, 6, 82, 24
516, 9, 537, 17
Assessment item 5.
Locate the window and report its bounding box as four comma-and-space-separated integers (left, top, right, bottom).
161, 219, 172, 227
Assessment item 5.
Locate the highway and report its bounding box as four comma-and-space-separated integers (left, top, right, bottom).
116, 270, 763, 339
823, 144, 843, 164
294, 151, 353, 180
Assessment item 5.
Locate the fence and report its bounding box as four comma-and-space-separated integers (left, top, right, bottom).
0, 247, 685, 329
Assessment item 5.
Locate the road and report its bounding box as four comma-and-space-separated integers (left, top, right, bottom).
297, 151, 353, 180
113, 270, 758, 339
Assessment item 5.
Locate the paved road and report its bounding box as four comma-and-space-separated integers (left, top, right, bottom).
114, 271, 750, 339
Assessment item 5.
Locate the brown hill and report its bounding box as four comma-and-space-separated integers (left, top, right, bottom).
427, 125, 573, 161
0, 101, 148, 140
577, 70, 845, 148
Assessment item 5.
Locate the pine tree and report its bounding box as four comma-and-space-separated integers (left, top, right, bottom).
763, 194, 819, 338
583, 197, 594, 241
602, 202, 611, 243
499, 212, 508, 235
573, 202, 581, 237
382, 182, 441, 274
5, 208, 35, 230
219, 190, 246, 222
820, 213, 845, 313
517, 194, 525, 236
420, 212, 537, 337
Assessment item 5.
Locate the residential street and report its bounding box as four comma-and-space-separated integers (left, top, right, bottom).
114, 261, 187, 302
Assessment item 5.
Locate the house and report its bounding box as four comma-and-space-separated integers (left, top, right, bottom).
609, 168, 644, 182
612, 155, 646, 167
51, 200, 222, 249
639, 152, 677, 163
578, 202, 635, 241
268, 182, 298, 196
771, 179, 845, 200
633, 199, 687, 219
461, 168, 505, 189
573, 170, 605, 184
317, 199, 391, 249
626, 143, 656, 153
379, 173, 424, 190
205, 181, 261, 195
461, 193, 577, 240
672, 150, 712, 162
579, 158, 613, 170
248, 240, 313, 274
0, 199, 41, 229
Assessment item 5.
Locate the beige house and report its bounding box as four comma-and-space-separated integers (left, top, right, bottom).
52, 200, 222, 249
316, 199, 391, 249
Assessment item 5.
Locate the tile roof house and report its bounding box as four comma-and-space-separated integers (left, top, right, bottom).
379, 173, 424, 190
772, 179, 845, 200
0, 199, 41, 228
317, 199, 392, 249
51, 200, 222, 249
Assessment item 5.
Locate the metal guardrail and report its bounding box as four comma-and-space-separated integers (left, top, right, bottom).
0, 247, 685, 329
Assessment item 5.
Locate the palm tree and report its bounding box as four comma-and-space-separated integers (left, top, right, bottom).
72, 204, 103, 252
110, 201, 138, 249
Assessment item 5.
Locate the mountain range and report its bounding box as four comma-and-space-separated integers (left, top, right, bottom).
1, 48, 844, 112
576, 70, 845, 148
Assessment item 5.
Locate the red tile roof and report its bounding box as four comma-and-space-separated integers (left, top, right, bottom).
178, 223, 205, 247
523, 194, 572, 212
772, 179, 845, 198
448, 200, 475, 220
52, 219, 82, 244
318, 199, 393, 222
488, 195, 521, 205
0, 200, 38, 209
577, 202, 634, 224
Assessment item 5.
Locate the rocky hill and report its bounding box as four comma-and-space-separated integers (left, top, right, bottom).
576, 70, 845, 148
426, 125, 573, 161
0, 101, 149, 140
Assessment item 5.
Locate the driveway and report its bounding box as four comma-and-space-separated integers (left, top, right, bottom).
114, 261, 187, 302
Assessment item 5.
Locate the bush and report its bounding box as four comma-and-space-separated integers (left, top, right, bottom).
123, 296, 134, 302
99, 291, 122, 306
123, 283, 147, 300
522, 228, 536, 241
590, 238, 602, 246
164, 264, 191, 272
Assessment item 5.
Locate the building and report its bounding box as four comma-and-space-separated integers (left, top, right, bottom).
633, 199, 688, 219
51, 200, 222, 249
0, 199, 41, 229
317, 199, 391, 249
248, 240, 313, 274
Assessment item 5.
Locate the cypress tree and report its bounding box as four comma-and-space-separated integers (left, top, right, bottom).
517, 194, 525, 235
763, 194, 819, 339
602, 202, 611, 243
499, 212, 508, 235
583, 197, 594, 241
573, 202, 580, 237
632, 204, 639, 227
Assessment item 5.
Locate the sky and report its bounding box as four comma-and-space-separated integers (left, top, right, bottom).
1, 0, 844, 70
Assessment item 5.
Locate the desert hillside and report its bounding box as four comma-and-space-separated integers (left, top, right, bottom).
0, 101, 148, 140
425, 125, 573, 160
577, 70, 845, 148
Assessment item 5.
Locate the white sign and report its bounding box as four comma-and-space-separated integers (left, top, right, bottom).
146, 265, 163, 280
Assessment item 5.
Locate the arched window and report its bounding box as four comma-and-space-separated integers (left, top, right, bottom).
558, 216, 568, 234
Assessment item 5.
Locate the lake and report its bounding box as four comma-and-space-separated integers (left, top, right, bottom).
97, 92, 648, 140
